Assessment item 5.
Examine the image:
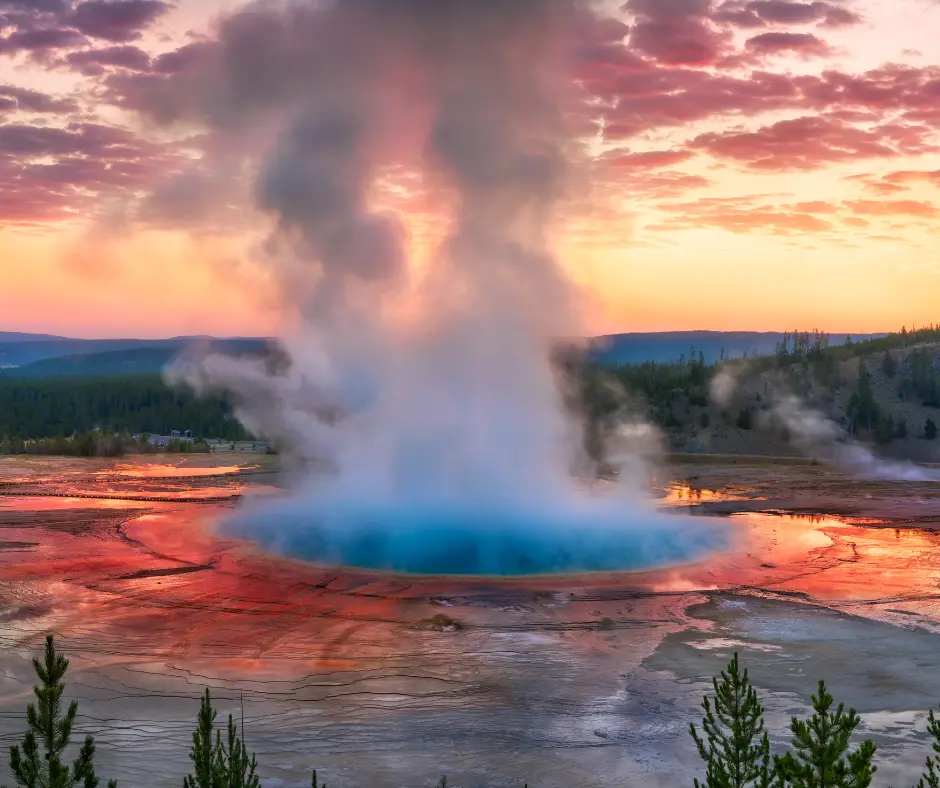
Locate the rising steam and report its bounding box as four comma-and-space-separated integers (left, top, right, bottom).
710, 357, 938, 482
164, 0, 726, 575
772, 395, 939, 482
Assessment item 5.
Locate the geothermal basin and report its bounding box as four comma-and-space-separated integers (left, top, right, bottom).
2, 454, 940, 787
222, 486, 728, 577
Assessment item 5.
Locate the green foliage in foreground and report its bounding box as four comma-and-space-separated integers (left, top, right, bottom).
6, 635, 115, 788
774, 681, 876, 788
8, 638, 940, 788
184, 689, 259, 788
916, 708, 940, 788
692, 653, 881, 788
691, 653, 772, 788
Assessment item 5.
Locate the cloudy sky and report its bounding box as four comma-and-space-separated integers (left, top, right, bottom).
1, 0, 938, 338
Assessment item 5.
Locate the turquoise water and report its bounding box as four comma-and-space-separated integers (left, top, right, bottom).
232, 496, 728, 576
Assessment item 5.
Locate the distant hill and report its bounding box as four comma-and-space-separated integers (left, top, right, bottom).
0, 339, 270, 378
5, 348, 182, 378
0, 331, 68, 345
661, 338, 940, 463
0, 329, 888, 375
588, 331, 884, 366
0, 338, 183, 369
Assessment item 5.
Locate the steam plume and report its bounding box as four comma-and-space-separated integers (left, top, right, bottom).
710, 364, 743, 407
709, 352, 935, 482
773, 395, 939, 482
164, 0, 725, 575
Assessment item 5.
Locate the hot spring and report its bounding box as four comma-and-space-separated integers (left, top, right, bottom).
165, 0, 731, 578
225, 493, 729, 576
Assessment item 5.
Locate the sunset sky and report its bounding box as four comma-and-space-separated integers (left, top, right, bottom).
1, 0, 939, 338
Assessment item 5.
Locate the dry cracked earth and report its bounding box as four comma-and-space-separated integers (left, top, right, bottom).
2, 454, 940, 787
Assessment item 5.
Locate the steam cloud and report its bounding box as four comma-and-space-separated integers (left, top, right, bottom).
710, 364, 743, 407
710, 353, 937, 482
164, 0, 725, 575
772, 395, 940, 482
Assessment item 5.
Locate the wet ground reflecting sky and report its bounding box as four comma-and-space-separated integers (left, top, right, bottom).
2, 455, 940, 787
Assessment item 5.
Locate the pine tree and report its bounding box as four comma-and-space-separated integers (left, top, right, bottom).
7, 634, 116, 788
882, 350, 898, 378
914, 707, 940, 788
927, 417, 938, 441
184, 689, 216, 788
690, 653, 773, 788
773, 680, 876, 788
897, 417, 909, 440
874, 414, 895, 444
183, 689, 260, 788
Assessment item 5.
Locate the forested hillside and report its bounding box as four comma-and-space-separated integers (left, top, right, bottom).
0, 375, 247, 441
0, 336, 268, 371
3, 347, 181, 378
588, 330, 880, 366
3, 326, 940, 460
580, 326, 940, 460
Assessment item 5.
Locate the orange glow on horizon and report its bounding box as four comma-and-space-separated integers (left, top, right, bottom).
1, 0, 939, 339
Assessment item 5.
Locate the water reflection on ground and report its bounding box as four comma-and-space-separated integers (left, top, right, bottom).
658, 482, 761, 506
102, 462, 254, 478
0, 455, 940, 786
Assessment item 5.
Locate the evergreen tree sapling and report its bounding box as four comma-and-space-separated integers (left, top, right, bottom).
897, 418, 909, 440
915, 707, 940, 788
183, 689, 260, 788
848, 360, 879, 433
773, 680, 876, 788
882, 350, 898, 378
690, 652, 773, 788
7, 634, 116, 788
927, 418, 938, 440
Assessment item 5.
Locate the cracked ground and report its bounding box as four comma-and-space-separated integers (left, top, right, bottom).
1, 455, 940, 786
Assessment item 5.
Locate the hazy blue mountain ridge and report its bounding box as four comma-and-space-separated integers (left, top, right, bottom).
587, 330, 881, 366
0, 330, 883, 377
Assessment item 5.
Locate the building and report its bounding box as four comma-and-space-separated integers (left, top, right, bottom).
147, 434, 194, 447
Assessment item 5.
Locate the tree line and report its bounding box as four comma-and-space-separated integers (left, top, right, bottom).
849, 357, 938, 443
7, 636, 940, 788
576, 324, 940, 444
2, 325, 940, 453
574, 348, 712, 441
0, 432, 212, 457
759, 325, 940, 369
0, 376, 247, 443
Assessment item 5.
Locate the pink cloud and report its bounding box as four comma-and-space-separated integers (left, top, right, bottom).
654, 195, 837, 234
691, 116, 936, 170
791, 200, 838, 213
624, 0, 733, 66
0, 27, 86, 55
845, 199, 939, 217
715, 1, 863, 28
0, 0, 169, 59
2, 0, 937, 240
68, 0, 170, 43
883, 169, 940, 186
602, 149, 696, 168
0, 84, 78, 113
65, 44, 151, 75
745, 31, 834, 57
0, 121, 186, 223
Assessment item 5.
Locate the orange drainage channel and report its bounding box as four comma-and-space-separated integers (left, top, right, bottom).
0, 490, 241, 503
